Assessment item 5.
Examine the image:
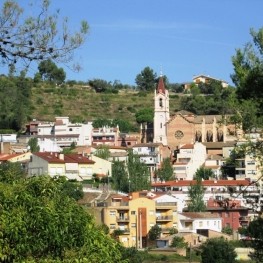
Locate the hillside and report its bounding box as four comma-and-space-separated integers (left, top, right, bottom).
31, 84, 182, 130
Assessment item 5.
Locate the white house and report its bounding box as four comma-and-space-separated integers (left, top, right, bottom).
178, 212, 222, 233
173, 142, 207, 180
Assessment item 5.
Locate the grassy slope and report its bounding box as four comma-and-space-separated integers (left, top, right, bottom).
30, 84, 181, 129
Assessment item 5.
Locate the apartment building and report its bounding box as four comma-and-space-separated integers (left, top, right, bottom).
102, 191, 178, 248
25, 117, 93, 147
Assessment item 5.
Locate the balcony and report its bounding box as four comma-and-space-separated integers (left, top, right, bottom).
116, 216, 129, 222
111, 201, 129, 208
160, 227, 173, 233
156, 202, 177, 208
116, 228, 130, 234
156, 215, 173, 221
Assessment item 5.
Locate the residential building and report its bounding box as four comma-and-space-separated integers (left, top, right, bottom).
206, 197, 250, 231
92, 126, 119, 146
0, 134, 17, 143
117, 133, 139, 147
0, 152, 31, 164
178, 212, 222, 234
132, 143, 171, 180
193, 74, 229, 88
204, 154, 224, 179
173, 142, 207, 180
28, 152, 95, 180
25, 117, 93, 147
102, 191, 178, 248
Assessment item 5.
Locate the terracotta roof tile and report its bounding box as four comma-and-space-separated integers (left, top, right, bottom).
152, 179, 250, 187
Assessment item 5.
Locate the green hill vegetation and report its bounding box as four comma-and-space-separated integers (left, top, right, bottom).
31, 83, 181, 129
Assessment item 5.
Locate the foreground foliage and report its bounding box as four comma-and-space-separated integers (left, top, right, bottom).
0, 174, 125, 262
200, 238, 237, 263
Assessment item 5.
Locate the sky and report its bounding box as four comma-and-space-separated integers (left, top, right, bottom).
12, 1, 263, 85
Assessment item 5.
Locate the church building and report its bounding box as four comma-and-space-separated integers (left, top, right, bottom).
153, 76, 238, 153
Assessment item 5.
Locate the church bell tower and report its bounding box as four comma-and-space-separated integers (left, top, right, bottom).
153, 75, 169, 145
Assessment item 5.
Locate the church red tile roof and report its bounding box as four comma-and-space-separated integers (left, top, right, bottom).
157, 76, 166, 94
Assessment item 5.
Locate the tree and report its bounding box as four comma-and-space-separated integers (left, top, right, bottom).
170, 236, 187, 248
112, 160, 129, 192
127, 151, 151, 192
247, 217, 263, 262
0, 161, 26, 183
200, 238, 237, 263
94, 145, 110, 160
135, 66, 157, 91
155, 158, 173, 182
222, 226, 233, 235
60, 178, 84, 201
37, 59, 66, 84
231, 27, 263, 119
188, 178, 206, 212
0, 0, 88, 68
148, 224, 161, 241
28, 137, 40, 153
194, 167, 215, 180
0, 74, 32, 131
135, 108, 154, 124
0, 175, 125, 262
88, 78, 111, 93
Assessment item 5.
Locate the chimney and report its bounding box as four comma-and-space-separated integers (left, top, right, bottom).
58, 153, 64, 160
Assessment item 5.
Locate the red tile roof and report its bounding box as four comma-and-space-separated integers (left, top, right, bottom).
152, 179, 250, 187
180, 212, 220, 219
157, 76, 166, 94
0, 153, 26, 161
180, 144, 194, 149
33, 152, 95, 164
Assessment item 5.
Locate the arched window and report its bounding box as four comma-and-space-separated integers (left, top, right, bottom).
195, 131, 202, 142
160, 123, 162, 128
206, 130, 213, 142
217, 130, 224, 142
159, 98, 163, 107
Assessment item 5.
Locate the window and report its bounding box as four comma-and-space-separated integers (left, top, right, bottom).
160, 123, 162, 128
131, 211, 136, 215
159, 98, 163, 107
110, 211, 116, 216
131, 223, 136, 228
110, 224, 116, 229
199, 221, 203, 227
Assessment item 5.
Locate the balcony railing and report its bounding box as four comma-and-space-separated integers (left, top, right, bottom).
156, 215, 173, 221
156, 202, 177, 207
116, 228, 130, 234
116, 216, 129, 222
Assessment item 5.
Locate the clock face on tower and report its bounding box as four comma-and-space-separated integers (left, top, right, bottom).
174, 130, 184, 139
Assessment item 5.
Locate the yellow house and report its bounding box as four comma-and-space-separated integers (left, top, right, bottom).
28, 152, 95, 180
102, 191, 178, 248
0, 152, 32, 163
